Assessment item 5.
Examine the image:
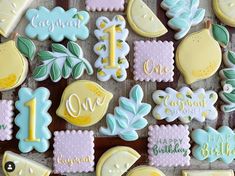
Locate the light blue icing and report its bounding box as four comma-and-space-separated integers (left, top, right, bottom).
161, 0, 205, 40
25, 6, 90, 42
15, 87, 52, 153
100, 85, 151, 141
192, 126, 235, 164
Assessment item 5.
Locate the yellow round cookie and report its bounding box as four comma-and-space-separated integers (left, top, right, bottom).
127, 166, 166, 176
213, 0, 235, 27
96, 146, 140, 176
127, 0, 167, 38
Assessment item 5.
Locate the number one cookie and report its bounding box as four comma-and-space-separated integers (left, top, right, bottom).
15, 87, 52, 153
94, 15, 130, 82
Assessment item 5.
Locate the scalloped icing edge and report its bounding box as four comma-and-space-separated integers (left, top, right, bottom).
85, 0, 125, 12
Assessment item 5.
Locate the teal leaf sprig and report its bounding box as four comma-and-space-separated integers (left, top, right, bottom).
100, 85, 151, 141
33, 41, 93, 82
16, 36, 36, 61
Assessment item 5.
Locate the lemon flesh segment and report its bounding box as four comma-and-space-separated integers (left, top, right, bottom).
213, 0, 235, 27
127, 0, 167, 38
127, 166, 166, 176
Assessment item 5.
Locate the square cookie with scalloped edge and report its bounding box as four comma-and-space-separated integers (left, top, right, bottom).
0, 100, 13, 141
86, 0, 125, 11
53, 130, 95, 174
148, 125, 190, 167
134, 41, 174, 82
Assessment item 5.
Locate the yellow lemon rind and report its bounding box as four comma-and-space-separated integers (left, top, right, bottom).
127, 166, 166, 176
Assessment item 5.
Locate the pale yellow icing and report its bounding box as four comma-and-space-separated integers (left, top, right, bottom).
127, 166, 165, 176
182, 170, 234, 176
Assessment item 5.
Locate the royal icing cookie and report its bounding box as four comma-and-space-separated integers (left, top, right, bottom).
57, 80, 113, 127
33, 41, 93, 82
152, 87, 218, 123
161, 0, 205, 40
2, 151, 51, 176
15, 87, 52, 153
100, 85, 151, 141
148, 125, 190, 167
94, 15, 129, 82
127, 0, 167, 38
192, 126, 235, 164
182, 170, 234, 176
0, 0, 33, 37
86, 0, 125, 11
127, 166, 166, 176
0, 100, 13, 141
176, 22, 223, 84
96, 146, 140, 176
213, 0, 235, 27
134, 41, 174, 82
53, 130, 94, 174
25, 6, 90, 42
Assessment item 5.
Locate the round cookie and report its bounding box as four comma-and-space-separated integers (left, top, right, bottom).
127, 166, 165, 176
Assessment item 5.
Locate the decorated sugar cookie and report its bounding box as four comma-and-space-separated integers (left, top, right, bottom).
0, 0, 33, 37
15, 87, 52, 153
94, 15, 129, 82
182, 170, 234, 176
86, 0, 125, 11
192, 126, 235, 164
152, 87, 218, 123
2, 151, 51, 176
127, 166, 166, 176
96, 146, 140, 176
100, 85, 151, 141
176, 22, 225, 84
134, 41, 174, 82
148, 125, 190, 167
57, 80, 113, 127
25, 7, 90, 42
33, 41, 93, 82
127, 0, 167, 38
161, 0, 205, 40
0, 100, 13, 141
213, 0, 235, 27
53, 130, 95, 174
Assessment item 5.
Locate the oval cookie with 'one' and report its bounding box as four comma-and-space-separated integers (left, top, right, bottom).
127, 166, 165, 176
56, 80, 113, 127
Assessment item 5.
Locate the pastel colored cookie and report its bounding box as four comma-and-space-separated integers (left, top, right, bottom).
134, 40, 174, 82
148, 125, 190, 167
182, 170, 234, 176
176, 22, 223, 84
213, 0, 235, 27
127, 0, 167, 38
33, 41, 93, 82
25, 6, 90, 42
86, 0, 125, 11
0, 100, 13, 141
0, 0, 33, 37
94, 15, 129, 82
15, 87, 52, 153
161, 0, 205, 40
57, 80, 113, 127
127, 166, 166, 176
152, 87, 218, 123
100, 85, 151, 141
53, 130, 95, 174
2, 151, 51, 176
96, 146, 140, 176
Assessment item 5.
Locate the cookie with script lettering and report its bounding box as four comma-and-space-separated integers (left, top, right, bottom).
182, 170, 234, 176
53, 130, 95, 174
86, 0, 125, 11
148, 125, 190, 167
134, 40, 174, 82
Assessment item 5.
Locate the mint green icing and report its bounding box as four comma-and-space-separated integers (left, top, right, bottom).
212, 24, 230, 48
228, 50, 235, 66
16, 36, 36, 60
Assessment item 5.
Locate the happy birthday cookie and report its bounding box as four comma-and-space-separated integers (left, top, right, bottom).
94, 15, 129, 82
100, 85, 151, 141
57, 80, 113, 127
127, 166, 166, 176
182, 170, 234, 176
127, 0, 167, 38
134, 41, 174, 82
2, 151, 51, 176
25, 6, 90, 42
96, 146, 140, 176
53, 130, 94, 174
86, 0, 125, 11
148, 125, 190, 167
15, 87, 52, 153
161, 0, 205, 40
152, 87, 218, 123
33, 41, 93, 82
